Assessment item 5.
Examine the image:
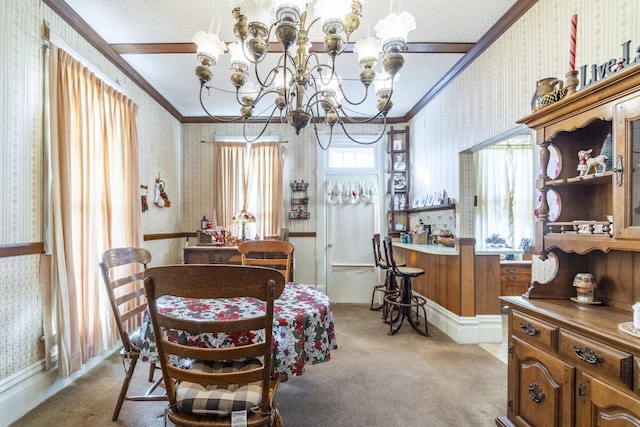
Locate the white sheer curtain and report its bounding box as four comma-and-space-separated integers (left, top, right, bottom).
474, 143, 533, 248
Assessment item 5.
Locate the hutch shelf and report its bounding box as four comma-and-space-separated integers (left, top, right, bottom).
497, 64, 640, 426
387, 125, 410, 236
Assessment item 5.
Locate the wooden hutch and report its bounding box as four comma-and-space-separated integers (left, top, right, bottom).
497, 64, 640, 426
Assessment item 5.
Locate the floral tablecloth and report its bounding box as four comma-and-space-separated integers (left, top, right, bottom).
140, 283, 337, 376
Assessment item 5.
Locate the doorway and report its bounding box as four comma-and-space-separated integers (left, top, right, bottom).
316, 141, 383, 303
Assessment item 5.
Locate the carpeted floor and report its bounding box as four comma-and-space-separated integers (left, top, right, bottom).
11, 304, 507, 427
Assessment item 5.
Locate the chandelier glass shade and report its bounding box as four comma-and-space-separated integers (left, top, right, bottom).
193, 0, 416, 149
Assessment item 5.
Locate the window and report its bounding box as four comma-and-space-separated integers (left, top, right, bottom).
214, 141, 284, 238
327, 146, 376, 170
474, 136, 534, 249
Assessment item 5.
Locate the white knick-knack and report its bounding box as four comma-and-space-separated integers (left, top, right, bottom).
633, 302, 640, 330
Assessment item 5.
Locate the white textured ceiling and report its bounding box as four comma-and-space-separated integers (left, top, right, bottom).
61, 0, 518, 120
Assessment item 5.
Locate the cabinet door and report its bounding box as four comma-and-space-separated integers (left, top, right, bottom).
613, 95, 640, 239
509, 337, 574, 427
578, 371, 640, 426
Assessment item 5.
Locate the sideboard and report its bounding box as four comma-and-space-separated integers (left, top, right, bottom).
183, 246, 240, 264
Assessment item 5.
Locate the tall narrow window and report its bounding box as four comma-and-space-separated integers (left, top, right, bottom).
214, 141, 284, 238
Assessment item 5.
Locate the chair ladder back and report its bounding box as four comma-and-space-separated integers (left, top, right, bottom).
143, 265, 285, 425
238, 240, 294, 281
100, 247, 151, 352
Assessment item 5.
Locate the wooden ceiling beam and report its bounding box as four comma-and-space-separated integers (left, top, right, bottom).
111, 41, 475, 55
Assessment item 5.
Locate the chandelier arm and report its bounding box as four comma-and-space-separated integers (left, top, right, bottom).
199, 86, 246, 123
305, 55, 337, 87
242, 107, 282, 143
311, 120, 334, 151
251, 54, 290, 89
337, 120, 388, 145
336, 82, 370, 106
249, 87, 285, 107
334, 103, 384, 124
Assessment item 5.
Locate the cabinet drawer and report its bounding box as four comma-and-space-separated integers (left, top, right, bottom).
559, 329, 633, 390
500, 268, 530, 283
511, 310, 558, 350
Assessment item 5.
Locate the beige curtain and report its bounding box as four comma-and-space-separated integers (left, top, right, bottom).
214, 141, 284, 238
247, 142, 284, 237
214, 142, 249, 230
47, 45, 141, 377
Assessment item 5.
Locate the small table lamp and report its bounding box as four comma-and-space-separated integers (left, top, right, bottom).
232, 209, 256, 241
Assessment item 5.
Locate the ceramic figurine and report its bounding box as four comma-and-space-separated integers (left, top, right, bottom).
577, 149, 608, 176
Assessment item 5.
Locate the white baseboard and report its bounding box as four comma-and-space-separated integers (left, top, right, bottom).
0, 348, 118, 427
426, 300, 503, 344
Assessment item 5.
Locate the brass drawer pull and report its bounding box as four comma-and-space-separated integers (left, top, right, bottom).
520, 322, 540, 336
528, 383, 545, 403
573, 346, 604, 365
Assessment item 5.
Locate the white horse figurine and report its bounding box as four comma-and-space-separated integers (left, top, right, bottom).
577, 149, 608, 176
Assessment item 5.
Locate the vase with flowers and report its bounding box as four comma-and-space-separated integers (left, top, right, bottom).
232, 209, 256, 241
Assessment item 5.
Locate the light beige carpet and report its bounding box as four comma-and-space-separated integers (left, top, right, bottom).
12, 304, 507, 427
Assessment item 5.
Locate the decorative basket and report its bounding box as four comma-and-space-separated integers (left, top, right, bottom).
413, 232, 428, 244
538, 87, 568, 109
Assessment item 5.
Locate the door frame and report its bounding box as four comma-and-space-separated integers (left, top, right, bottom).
315, 137, 387, 295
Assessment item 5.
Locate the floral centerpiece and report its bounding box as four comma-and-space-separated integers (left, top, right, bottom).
232, 209, 256, 241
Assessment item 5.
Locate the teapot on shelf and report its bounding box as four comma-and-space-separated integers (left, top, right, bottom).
531, 77, 564, 111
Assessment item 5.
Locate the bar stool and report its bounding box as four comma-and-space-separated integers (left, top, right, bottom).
382, 236, 429, 336
370, 234, 403, 319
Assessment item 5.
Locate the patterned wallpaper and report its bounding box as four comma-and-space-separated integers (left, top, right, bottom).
0, 0, 184, 383
2, 0, 638, 385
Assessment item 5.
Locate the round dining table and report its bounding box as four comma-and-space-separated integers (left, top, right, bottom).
139, 283, 337, 377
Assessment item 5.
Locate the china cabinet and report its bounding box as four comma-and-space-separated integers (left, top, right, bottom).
387, 126, 410, 235
497, 65, 640, 426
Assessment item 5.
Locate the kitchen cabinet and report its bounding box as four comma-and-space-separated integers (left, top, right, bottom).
500, 261, 532, 297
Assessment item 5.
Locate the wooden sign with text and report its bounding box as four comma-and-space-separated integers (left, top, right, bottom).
580, 40, 640, 88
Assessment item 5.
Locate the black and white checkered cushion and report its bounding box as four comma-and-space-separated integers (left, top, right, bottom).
176, 359, 263, 416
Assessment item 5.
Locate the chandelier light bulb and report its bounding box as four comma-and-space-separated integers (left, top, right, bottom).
228, 42, 249, 68
313, 0, 351, 29
354, 36, 381, 64
192, 31, 227, 66
242, 0, 274, 25
375, 11, 416, 52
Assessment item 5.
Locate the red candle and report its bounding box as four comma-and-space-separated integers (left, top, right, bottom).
569, 14, 578, 71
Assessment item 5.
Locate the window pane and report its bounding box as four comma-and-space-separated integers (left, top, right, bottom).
327, 147, 375, 169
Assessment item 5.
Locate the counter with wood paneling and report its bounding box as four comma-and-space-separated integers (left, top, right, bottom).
392, 238, 524, 343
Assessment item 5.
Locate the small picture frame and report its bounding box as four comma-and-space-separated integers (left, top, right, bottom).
393, 139, 404, 151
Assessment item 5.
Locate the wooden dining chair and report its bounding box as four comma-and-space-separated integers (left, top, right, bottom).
144, 264, 286, 427
238, 240, 294, 281
99, 247, 166, 421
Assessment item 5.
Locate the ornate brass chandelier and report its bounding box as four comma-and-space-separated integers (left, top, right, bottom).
193, 0, 415, 149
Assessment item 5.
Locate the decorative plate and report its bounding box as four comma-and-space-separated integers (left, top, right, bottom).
393, 173, 406, 190
548, 189, 561, 221
547, 144, 561, 179
394, 161, 406, 171
534, 189, 561, 221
